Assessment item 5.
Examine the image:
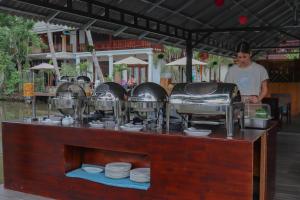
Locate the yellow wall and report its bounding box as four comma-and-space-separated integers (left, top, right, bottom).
268, 83, 300, 116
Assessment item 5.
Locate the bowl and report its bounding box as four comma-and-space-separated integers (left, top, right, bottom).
82, 166, 103, 173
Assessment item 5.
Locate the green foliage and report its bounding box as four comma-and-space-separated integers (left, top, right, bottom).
0, 14, 45, 71
113, 64, 127, 74
164, 45, 182, 62
285, 49, 300, 60
0, 52, 21, 95
77, 61, 90, 75
86, 45, 94, 52
3, 69, 21, 95
205, 54, 232, 70
34, 73, 45, 92
0, 51, 12, 73
0, 13, 46, 94
60, 63, 78, 77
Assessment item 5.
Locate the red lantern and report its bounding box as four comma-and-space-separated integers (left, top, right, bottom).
215, 0, 224, 7
239, 15, 248, 25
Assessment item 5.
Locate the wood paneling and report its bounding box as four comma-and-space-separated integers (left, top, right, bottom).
268, 82, 300, 116
2, 122, 277, 200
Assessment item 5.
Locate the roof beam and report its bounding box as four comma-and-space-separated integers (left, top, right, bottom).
81, 19, 97, 30
137, 0, 210, 39
247, 9, 291, 43
253, 45, 300, 50
197, 0, 247, 25
252, 19, 293, 47
137, 0, 235, 52
229, 0, 297, 45
212, 0, 283, 43
113, 0, 165, 37
13, 0, 190, 40
45, 11, 60, 23
193, 26, 300, 33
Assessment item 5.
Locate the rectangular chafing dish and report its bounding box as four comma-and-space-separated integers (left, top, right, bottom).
169, 82, 244, 137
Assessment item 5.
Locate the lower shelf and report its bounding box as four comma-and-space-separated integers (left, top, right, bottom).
66, 168, 150, 191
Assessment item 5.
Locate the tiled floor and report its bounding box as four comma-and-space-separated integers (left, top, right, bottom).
0, 185, 52, 200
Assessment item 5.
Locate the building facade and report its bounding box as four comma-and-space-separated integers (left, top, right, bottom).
29, 22, 164, 85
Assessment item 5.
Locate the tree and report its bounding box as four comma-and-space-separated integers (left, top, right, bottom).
0, 14, 45, 73
0, 52, 20, 95
0, 14, 45, 93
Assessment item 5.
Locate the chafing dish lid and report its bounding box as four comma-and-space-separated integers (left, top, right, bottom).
94, 82, 127, 101
170, 82, 240, 102
129, 82, 168, 102
56, 82, 86, 98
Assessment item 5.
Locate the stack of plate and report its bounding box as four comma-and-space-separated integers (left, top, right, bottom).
105, 162, 132, 179
89, 120, 104, 128
184, 127, 211, 136
130, 168, 150, 183
41, 118, 61, 125
120, 123, 143, 132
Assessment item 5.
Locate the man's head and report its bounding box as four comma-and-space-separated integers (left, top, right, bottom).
236, 41, 251, 68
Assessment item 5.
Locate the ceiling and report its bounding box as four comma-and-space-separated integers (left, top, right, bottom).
0, 0, 300, 57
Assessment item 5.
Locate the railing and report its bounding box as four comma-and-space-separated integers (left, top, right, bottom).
31, 40, 164, 54
94, 39, 164, 52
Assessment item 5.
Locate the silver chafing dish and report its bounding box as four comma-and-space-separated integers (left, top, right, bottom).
51, 82, 86, 120
169, 82, 244, 137
90, 82, 127, 126
128, 82, 168, 130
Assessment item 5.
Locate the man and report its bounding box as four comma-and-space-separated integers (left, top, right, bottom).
225, 41, 269, 103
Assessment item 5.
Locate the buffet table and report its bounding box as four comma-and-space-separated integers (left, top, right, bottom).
2, 121, 277, 200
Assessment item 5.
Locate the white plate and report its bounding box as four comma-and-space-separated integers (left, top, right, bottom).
130, 168, 150, 183
124, 123, 143, 128
82, 166, 103, 173
120, 125, 143, 132
41, 119, 61, 125
184, 128, 211, 136
105, 170, 130, 179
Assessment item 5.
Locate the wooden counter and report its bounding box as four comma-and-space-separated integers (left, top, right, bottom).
1, 121, 277, 200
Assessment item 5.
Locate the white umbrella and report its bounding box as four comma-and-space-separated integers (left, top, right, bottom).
166, 56, 207, 66
30, 63, 56, 88
30, 63, 55, 70
114, 56, 148, 65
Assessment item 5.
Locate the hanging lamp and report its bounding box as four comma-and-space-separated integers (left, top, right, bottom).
215, 0, 224, 7
239, 15, 248, 25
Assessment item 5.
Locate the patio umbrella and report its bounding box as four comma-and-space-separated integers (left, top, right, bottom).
166, 57, 207, 66
114, 56, 148, 65
30, 63, 56, 87
30, 63, 55, 70
166, 57, 207, 82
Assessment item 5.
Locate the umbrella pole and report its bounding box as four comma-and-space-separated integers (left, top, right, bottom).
181, 66, 183, 83
31, 71, 36, 119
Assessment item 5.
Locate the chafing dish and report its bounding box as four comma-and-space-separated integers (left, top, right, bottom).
89, 82, 127, 126
244, 104, 271, 129
128, 82, 168, 130
51, 82, 86, 120
169, 82, 244, 137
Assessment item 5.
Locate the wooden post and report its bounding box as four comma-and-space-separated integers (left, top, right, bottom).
46, 23, 60, 79
186, 33, 193, 83
85, 30, 104, 83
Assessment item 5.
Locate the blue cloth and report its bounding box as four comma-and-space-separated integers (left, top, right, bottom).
66, 167, 150, 190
